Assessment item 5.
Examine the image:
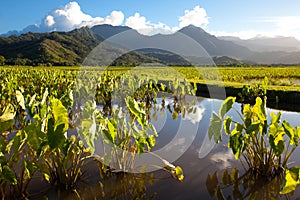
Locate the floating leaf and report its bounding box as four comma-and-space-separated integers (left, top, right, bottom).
174, 166, 184, 182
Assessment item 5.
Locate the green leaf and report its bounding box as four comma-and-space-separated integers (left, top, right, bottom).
271, 112, 281, 124
0, 119, 14, 135
107, 118, 117, 144
47, 99, 69, 150
219, 97, 236, 118
283, 120, 297, 145
269, 121, 285, 156
229, 123, 244, 159
246, 122, 260, 134
24, 160, 34, 178
50, 99, 69, 133
174, 166, 184, 182
16, 90, 25, 110
281, 167, 300, 194
224, 116, 232, 135
146, 135, 156, 149
125, 96, 145, 118
0, 104, 15, 122
253, 97, 266, 121
1, 165, 17, 185
208, 113, 222, 143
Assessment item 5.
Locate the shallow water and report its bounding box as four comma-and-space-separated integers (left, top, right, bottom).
29, 97, 300, 199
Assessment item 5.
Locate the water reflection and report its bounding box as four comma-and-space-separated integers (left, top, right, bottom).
206, 168, 292, 200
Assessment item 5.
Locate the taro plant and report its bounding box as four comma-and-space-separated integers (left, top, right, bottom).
79, 96, 184, 181
37, 98, 91, 191
208, 96, 300, 194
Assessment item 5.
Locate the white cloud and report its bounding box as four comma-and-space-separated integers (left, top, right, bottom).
212, 16, 300, 40
45, 15, 55, 27
183, 106, 205, 124
178, 6, 209, 28
6, 3, 210, 37
13, 1, 124, 34
40, 2, 124, 32
125, 12, 173, 35
125, 5, 209, 35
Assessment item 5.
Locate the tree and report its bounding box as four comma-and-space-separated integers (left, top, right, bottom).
0, 55, 5, 66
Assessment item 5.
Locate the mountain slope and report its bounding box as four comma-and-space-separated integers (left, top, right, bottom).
178, 25, 253, 59
0, 27, 99, 65
1, 24, 300, 66
220, 36, 300, 52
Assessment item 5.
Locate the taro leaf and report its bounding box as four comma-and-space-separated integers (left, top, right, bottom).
47, 99, 68, 150
25, 116, 45, 151
253, 97, 266, 121
224, 116, 232, 135
50, 99, 69, 131
80, 119, 95, 154
1, 165, 17, 185
107, 118, 117, 144
246, 122, 260, 134
269, 124, 285, 156
229, 123, 244, 159
283, 120, 297, 145
243, 104, 252, 121
219, 97, 236, 118
0, 104, 15, 123
125, 96, 145, 118
271, 112, 281, 124
146, 135, 156, 149
16, 90, 25, 110
24, 160, 34, 178
136, 137, 146, 153
39, 104, 48, 119
148, 123, 158, 136
174, 166, 184, 182
0, 120, 14, 135
208, 113, 222, 143
41, 88, 48, 105
206, 172, 218, 196
280, 167, 300, 194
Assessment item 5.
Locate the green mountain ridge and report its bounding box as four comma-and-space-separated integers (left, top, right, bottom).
1, 24, 299, 66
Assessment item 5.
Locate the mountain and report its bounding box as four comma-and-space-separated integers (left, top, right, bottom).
91, 24, 133, 40
1, 24, 300, 66
220, 36, 300, 52
178, 25, 253, 59
0, 27, 100, 66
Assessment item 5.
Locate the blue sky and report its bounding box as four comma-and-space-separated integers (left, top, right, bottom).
1, 0, 300, 39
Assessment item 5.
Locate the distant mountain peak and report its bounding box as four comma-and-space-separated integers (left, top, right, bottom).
178, 24, 206, 33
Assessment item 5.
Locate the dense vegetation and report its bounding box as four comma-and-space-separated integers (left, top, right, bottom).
1, 66, 300, 198
0, 67, 194, 198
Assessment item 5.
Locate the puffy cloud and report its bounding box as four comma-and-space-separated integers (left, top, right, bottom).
125, 13, 173, 35
39, 2, 124, 32
178, 6, 209, 28
45, 15, 55, 27
125, 5, 209, 35
6, 1, 124, 35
